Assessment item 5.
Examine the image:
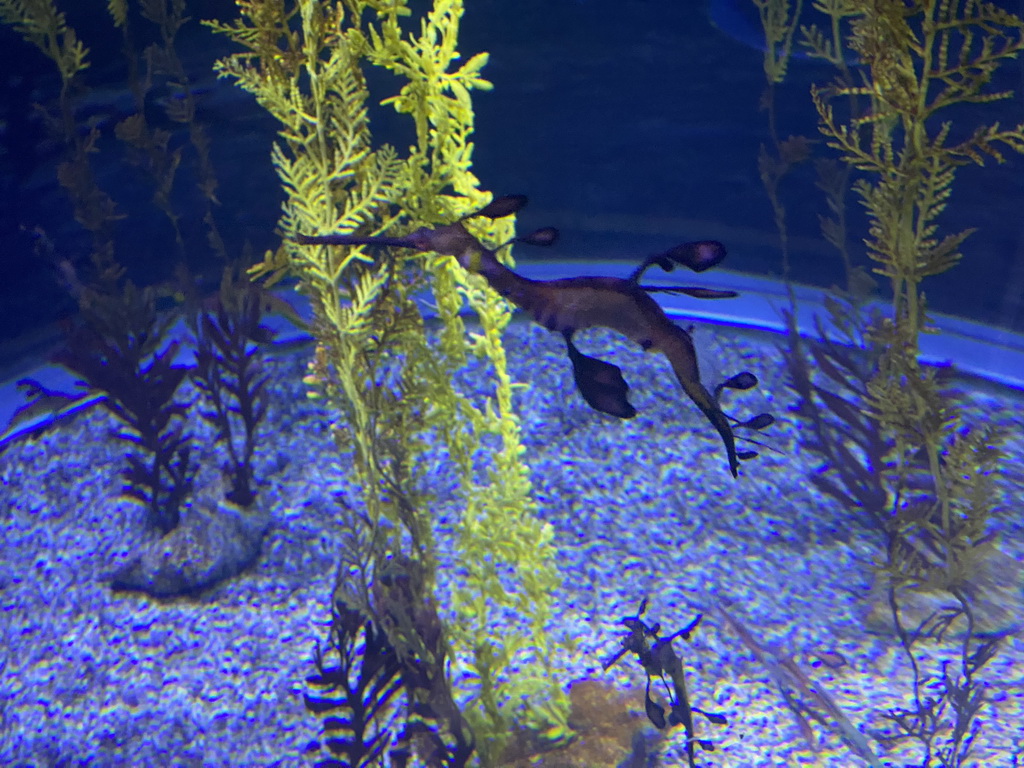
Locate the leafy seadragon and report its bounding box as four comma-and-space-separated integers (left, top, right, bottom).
297, 195, 773, 476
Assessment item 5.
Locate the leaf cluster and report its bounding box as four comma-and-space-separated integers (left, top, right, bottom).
752, 0, 805, 84
762, 4, 1019, 765
15, 12, 126, 288
113, 0, 228, 257
799, 0, 862, 67
811, 0, 1024, 332
0, 0, 88, 83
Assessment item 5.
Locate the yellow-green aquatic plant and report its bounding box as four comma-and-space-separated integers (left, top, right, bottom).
207, 0, 570, 762
811, 0, 1023, 605
757, 1, 1024, 764
813, 10, 1022, 759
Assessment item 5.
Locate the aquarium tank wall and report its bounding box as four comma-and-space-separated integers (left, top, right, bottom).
1, 1, 1024, 767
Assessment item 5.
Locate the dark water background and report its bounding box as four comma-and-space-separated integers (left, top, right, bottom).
2, 0, 1023, 348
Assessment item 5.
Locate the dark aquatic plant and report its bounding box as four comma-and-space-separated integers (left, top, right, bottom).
371, 554, 475, 768
780, 296, 891, 528
602, 599, 726, 768
53, 279, 193, 534
879, 588, 1002, 767
297, 195, 775, 478
305, 595, 405, 768
753, 1, 1024, 766
189, 266, 277, 508
306, 553, 475, 768
6, 254, 288, 523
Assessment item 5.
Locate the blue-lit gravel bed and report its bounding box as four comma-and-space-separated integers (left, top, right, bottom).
2, 319, 1023, 768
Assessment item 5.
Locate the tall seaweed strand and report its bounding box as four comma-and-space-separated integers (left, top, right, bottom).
765, 1, 1024, 764
208, 1, 570, 763
813, 0, 1023, 596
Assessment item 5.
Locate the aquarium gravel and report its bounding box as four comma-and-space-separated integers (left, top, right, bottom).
2, 320, 1024, 768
